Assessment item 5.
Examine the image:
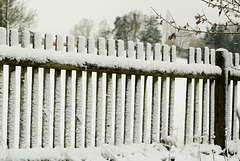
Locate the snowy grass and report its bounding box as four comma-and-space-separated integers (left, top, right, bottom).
0, 142, 239, 161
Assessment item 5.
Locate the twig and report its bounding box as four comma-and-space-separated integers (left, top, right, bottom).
151, 3, 240, 38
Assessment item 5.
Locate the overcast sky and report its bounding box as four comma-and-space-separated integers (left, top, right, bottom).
27, 0, 226, 36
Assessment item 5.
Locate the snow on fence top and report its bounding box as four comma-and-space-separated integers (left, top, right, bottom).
0, 27, 221, 79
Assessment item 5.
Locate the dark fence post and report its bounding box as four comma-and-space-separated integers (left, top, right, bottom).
215, 49, 231, 148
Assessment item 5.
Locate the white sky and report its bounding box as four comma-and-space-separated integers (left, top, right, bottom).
27, 0, 226, 36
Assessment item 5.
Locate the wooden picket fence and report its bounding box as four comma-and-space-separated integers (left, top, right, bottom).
0, 27, 239, 150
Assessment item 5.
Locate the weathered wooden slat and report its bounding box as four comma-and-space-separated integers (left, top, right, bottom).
184, 47, 194, 144
143, 43, 153, 144
75, 36, 86, 148
105, 39, 116, 145
65, 35, 76, 148
65, 70, 75, 147
30, 67, 43, 148
42, 33, 56, 148
160, 44, 170, 141
9, 29, 18, 47
53, 69, 63, 147
7, 66, 18, 148
21, 30, 31, 48
77, 36, 85, 53
85, 37, 97, 147
31, 32, 44, 148
193, 48, 201, 143
202, 47, 210, 144
75, 71, 86, 148
124, 41, 135, 144
19, 67, 32, 149
95, 37, 106, 147
151, 43, 162, 143
42, 68, 51, 148
115, 40, 126, 145
44, 33, 54, 50
133, 42, 145, 143
209, 49, 216, 144
168, 45, 176, 137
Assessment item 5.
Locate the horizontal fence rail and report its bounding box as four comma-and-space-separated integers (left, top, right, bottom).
0, 46, 222, 79
0, 27, 239, 151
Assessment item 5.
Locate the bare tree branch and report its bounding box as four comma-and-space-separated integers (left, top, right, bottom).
151, 0, 240, 39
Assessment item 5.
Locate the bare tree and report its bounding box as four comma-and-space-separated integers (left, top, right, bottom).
70, 18, 95, 38
95, 20, 112, 40
152, 0, 240, 40
0, 0, 37, 30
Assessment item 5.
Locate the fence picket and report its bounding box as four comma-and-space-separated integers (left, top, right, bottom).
19, 35, 32, 148
53, 35, 65, 147
202, 47, 210, 144
64, 35, 76, 147
160, 44, 170, 141
53, 69, 62, 147
77, 36, 86, 53
193, 48, 201, 143
85, 37, 97, 147
96, 37, 106, 146
75, 71, 87, 148
154, 43, 161, 61
168, 45, 176, 137
143, 43, 153, 144
7, 30, 20, 149
7, 66, 18, 148
66, 35, 75, 52
133, 42, 145, 143
105, 39, 116, 145
21, 30, 31, 48
19, 67, 31, 148
209, 49, 216, 144
65, 70, 75, 147
115, 40, 126, 145
151, 43, 162, 143
41, 33, 55, 148
42, 68, 51, 148
124, 41, 135, 144
33, 32, 42, 49
9, 29, 18, 47
44, 33, 54, 50
75, 36, 86, 148
184, 47, 194, 144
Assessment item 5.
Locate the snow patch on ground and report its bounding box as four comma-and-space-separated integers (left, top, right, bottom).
0, 143, 239, 161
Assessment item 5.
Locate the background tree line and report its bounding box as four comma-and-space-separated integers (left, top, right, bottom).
70, 11, 162, 47
1, 0, 239, 58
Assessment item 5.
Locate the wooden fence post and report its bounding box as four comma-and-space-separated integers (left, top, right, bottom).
215, 49, 231, 148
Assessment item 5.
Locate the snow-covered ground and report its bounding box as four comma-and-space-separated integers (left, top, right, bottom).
0, 141, 240, 161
